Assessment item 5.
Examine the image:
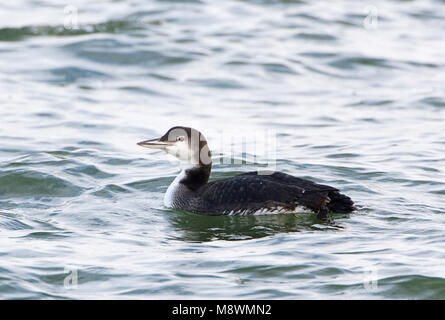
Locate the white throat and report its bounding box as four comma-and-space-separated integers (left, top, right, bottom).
163, 164, 197, 208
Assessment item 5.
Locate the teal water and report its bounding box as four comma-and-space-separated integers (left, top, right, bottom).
1, 0, 445, 299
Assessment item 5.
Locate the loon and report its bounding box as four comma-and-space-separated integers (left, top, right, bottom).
138, 126, 355, 220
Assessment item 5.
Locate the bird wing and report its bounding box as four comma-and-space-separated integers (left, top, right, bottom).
237, 171, 338, 192
191, 171, 333, 215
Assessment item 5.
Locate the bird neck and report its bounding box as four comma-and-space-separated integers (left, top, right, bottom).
178, 162, 211, 191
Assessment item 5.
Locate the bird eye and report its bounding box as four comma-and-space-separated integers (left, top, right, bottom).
177, 136, 185, 141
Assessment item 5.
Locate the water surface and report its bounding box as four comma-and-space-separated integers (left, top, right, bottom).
1, 0, 445, 299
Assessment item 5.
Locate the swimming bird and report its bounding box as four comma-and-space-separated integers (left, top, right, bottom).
138, 126, 355, 220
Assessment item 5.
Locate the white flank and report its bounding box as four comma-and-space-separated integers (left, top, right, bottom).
164, 165, 196, 208
252, 205, 311, 216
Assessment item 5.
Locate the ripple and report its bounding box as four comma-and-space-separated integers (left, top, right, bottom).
20, 231, 71, 239
430, 190, 445, 195
0, 170, 83, 198
226, 264, 311, 278
326, 153, 360, 159
419, 97, 445, 108
379, 275, 445, 299
261, 63, 297, 74
125, 177, 171, 191
293, 32, 337, 41
166, 212, 322, 242
0, 20, 140, 42
63, 39, 194, 66
0, 214, 33, 230
92, 184, 130, 198
64, 164, 115, 179
46, 67, 111, 85
189, 78, 246, 89
328, 56, 397, 70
